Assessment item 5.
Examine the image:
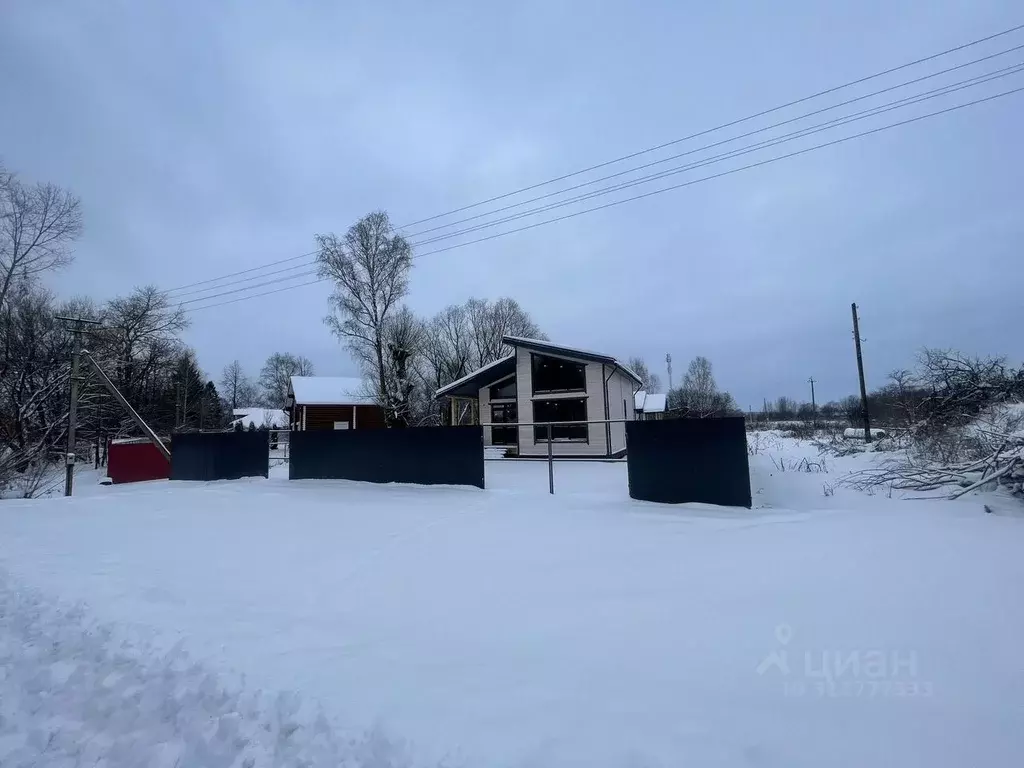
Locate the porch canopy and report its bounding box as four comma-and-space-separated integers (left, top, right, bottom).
435, 355, 516, 399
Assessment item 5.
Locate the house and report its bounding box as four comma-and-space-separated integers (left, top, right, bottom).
634, 391, 667, 420
435, 336, 643, 458
230, 408, 289, 430
288, 376, 387, 431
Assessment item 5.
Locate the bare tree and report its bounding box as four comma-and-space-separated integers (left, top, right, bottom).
220, 360, 258, 411
316, 211, 412, 411
667, 356, 736, 417
0, 164, 83, 310
627, 356, 662, 393
259, 352, 314, 408
102, 286, 189, 413
466, 297, 543, 366
382, 306, 425, 427
681, 356, 717, 415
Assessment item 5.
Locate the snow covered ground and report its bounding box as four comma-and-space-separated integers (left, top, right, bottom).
1, 436, 1022, 767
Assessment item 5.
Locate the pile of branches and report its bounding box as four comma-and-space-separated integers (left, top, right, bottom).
844, 350, 1024, 500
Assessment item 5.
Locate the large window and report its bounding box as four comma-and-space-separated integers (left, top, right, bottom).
532, 353, 586, 394
489, 377, 516, 400
491, 403, 517, 446
533, 398, 588, 442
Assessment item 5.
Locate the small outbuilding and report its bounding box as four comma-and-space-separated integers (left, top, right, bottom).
288, 376, 386, 431
634, 391, 667, 420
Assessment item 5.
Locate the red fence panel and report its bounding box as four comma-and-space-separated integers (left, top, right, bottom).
107, 440, 170, 484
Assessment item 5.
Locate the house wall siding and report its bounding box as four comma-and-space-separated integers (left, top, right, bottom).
516, 347, 609, 457
608, 370, 636, 454
299, 404, 386, 431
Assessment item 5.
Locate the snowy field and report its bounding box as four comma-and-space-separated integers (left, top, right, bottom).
1, 437, 1023, 767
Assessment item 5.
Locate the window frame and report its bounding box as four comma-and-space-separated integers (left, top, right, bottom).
532, 398, 589, 443
531, 353, 587, 395
490, 402, 518, 446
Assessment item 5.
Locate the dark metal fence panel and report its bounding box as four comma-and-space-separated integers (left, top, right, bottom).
170, 431, 269, 482
626, 417, 751, 507
290, 426, 485, 488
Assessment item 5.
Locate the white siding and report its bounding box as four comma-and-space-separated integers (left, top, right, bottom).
478, 381, 492, 446
517, 347, 608, 457
608, 370, 636, 455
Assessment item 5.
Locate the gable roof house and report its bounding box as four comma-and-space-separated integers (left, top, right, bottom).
288, 376, 386, 431
634, 391, 667, 420
436, 336, 643, 458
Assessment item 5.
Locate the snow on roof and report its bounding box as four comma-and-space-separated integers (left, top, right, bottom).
290, 376, 375, 406
229, 408, 289, 429
643, 393, 667, 413
435, 355, 516, 398
634, 392, 667, 413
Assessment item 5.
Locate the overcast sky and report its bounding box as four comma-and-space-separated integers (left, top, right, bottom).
2, 0, 1021, 407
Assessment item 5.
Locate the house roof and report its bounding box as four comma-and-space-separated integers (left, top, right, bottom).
435, 338, 644, 400
435, 355, 516, 398
290, 376, 375, 406
503, 336, 644, 385
230, 408, 289, 429
638, 392, 667, 413
634, 391, 647, 411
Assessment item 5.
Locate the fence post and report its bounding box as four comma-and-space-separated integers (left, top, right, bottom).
547, 423, 554, 494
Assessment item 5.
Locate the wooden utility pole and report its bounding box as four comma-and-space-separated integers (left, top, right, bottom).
808, 376, 817, 427
851, 302, 872, 443
58, 316, 101, 496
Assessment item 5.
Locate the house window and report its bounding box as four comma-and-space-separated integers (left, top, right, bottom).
489, 377, 516, 400
531, 353, 586, 394
533, 398, 587, 442
491, 402, 517, 445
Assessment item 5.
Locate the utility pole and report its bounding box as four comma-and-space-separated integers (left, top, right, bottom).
58, 316, 101, 496
808, 376, 817, 427
666, 353, 673, 392
851, 302, 872, 443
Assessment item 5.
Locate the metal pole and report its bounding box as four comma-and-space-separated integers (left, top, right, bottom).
547, 423, 554, 495
80, 349, 171, 461
808, 376, 817, 428
851, 303, 872, 443
64, 326, 83, 496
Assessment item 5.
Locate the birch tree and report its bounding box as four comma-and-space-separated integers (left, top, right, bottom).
316, 211, 412, 422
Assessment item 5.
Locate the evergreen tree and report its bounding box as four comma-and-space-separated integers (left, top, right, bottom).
201, 381, 225, 430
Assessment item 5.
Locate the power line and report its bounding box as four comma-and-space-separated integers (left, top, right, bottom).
161, 250, 317, 297
406, 64, 1024, 248
409, 86, 1023, 258
395, 21, 1024, 230
186, 278, 325, 312
173, 268, 319, 307
157, 23, 1024, 298
403, 44, 1024, 241
172, 58, 1024, 305
180, 86, 1023, 314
